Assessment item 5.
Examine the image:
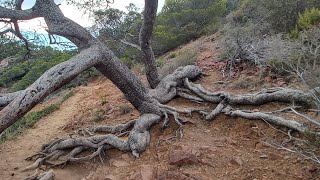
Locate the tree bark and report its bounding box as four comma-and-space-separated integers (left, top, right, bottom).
139, 0, 160, 88
0, 0, 161, 133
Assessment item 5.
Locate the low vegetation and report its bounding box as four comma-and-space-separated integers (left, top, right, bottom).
223, 0, 320, 89
0, 90, 75, 143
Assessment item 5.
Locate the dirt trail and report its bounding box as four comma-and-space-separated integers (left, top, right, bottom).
0, 34, 319, 180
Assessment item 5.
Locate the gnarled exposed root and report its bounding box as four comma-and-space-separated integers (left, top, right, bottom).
24, 66, 320, 174
24, 169, 54, 180
223, 106, 307, 133
184, 78, 315, 106
89, 119, 137, 134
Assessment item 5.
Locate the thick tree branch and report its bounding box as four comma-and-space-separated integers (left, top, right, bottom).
0, 6, 38, 20
120, 39, 141, 51
139, 0, 160, 88
0, 41, 104, 133
0, 91, 24, 108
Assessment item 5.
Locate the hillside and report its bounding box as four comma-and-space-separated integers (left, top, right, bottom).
0, 35, 319, 179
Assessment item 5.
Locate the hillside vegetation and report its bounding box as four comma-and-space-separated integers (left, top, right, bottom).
1, 0, 320, 179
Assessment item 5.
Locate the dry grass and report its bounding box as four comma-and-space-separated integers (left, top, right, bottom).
159, 41, 200, 78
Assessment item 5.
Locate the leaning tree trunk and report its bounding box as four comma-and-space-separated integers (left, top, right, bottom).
1, 1, 320, 178
139, 0, 160, 88
0, 0, 160, 133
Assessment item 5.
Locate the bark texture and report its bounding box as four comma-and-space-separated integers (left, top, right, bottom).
1, 0, 319, 175
0, 0, 160, 133
139, 0, 160, 88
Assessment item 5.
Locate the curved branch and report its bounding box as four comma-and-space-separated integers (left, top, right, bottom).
185, 79, 315, 106
0, 41, 104, 133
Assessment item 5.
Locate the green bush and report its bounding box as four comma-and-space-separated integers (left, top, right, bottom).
297, 7, 320, 30
290, 7, 320, 38
159, 47, 198, 77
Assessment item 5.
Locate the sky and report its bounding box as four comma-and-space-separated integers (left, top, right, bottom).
0, 0, 165, 48
19, 0, 165, 29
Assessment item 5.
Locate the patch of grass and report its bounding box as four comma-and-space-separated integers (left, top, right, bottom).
119, 104, 131, 115
159, 48, 198, 78
0, 90, 75, 143
100, 96, 108, 106
231, 78, 262, 90
60, 90, 75, 104
0, 104, 59, 143
168, 53, 176, 59
93, 109, 105, 122
132, 63, 145, 75
156, 57, 166, 68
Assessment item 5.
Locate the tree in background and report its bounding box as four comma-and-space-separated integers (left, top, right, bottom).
0, 0, 319, 178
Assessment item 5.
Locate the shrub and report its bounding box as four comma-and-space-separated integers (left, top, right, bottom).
159, 47, 198, 78
297, 8, 320, 30
156, 57, 166, 67
119, 104, 131, 115
93, 109, 105, 122
290, 8, 320, 38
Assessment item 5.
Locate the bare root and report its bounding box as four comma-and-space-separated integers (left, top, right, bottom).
24, 68, 320, 173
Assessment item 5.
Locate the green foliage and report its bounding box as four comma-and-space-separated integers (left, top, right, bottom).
119, 104, 131, 115
93, 0, 226, 63
0, 104, 59, 143
0, 44, 73, 90
93, 109, 105, 122
290, 8, 320, 38
154, 0, 227, 54
156, 57, 166, 67
230, 0, 320, 33
0, 40, 25, 59
93, 4, 142, 65
297, 8, 320, 30
159, 47, 198, 77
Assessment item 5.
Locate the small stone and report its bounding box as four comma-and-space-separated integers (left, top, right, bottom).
259, 154, 268, 159
230, 156, 243, 166
169, 150, 199, 167
269, 153, 283, 161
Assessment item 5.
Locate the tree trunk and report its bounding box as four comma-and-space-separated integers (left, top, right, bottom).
0, 0, 160, 133
139, 0, 160, 88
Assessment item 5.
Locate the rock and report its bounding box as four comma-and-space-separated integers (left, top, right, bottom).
169, 150, 199, 167
230, 156, 243, 166
269, 153, 283, 161
259, 154, 268, 159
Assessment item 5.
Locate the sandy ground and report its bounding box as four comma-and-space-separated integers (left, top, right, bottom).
0, 34, 319, 180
